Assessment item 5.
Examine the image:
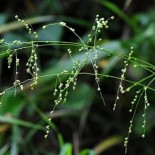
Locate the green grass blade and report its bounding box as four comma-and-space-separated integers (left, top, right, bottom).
93, 136, 122, 154
11, 125, 19, 155
0, 115, 44, 130
0, 16, 54, 34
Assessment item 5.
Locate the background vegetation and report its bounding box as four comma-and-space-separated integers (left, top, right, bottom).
0, 0, 155, 155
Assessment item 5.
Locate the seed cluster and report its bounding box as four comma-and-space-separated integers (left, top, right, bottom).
87, 15, 114, 44
26, 42, 39, 89
113, 47, 134, 111
15, 15, 38, 38
129, 90, 141, 112
142, 87, 150, 138
124, 85, 151, 154
13, 51, 20, 96
45, 49, 83, 138
59, 22, 66, 26
124, 89, 141, 154
7, 53, 13, 69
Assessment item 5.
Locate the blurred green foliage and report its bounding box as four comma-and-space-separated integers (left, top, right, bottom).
0, 0, 155, 155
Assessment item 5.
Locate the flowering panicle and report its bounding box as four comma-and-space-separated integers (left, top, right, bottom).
1, 15, 150, 154
113, 47, 134, 111
15, 15, 38, 38
44, 14, 115, 134
142, 87, 150, 138
124, 85, 151, 154
26, 41, 39, 90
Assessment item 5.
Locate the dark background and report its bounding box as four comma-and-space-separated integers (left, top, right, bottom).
0, 0, 155, 155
